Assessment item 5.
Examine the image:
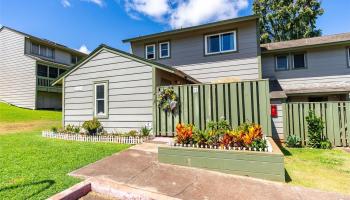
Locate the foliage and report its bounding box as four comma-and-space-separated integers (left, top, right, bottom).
175, 123, 194, 144
320, 139, 332, 149
231, 122, 264, 147
207, 119, 231, 146
140, 126, 152, 137
286, 135, 301, 148
127, 130, 139, 137
82, 118, 102, 135
253, 0, 324, 43
157, 88, 178, 113
250, 138, 267, 150
51, 126, 58, 133
63, 124, 80, 134
306, 110, 325, 148
192, 129, 209, 146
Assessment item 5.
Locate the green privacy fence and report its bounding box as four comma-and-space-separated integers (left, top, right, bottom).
283, 102, 350, 147
155, 80, 271, 137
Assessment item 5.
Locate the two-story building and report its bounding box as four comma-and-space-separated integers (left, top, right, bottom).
0, 26, 86, 110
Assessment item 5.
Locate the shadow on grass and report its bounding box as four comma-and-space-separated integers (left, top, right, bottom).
0, 179, 55, 199
273, 140, 293, 182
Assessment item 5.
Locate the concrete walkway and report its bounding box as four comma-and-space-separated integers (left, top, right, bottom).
70, 141, 349, 200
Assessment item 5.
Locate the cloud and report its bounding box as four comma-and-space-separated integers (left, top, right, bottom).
61, 0, 71, 7
78, 45, 91, 54
123, 0, 249, 28
61, 0, 105, 8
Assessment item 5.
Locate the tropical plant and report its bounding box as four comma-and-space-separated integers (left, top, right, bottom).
175, 123, 194, 144
306, 110, 324, 148
286, 135, 301, 147
193, 128, 209, 146
320, 139, 332, 149
127, 130, 139, 137
250, 138, 267, 150
253, 0, 324, 43
232, 122, 263, 147
140, 126, 152, 137
157, 88, 178, 113
82, 118, 101, 135
207, 119, 231, 146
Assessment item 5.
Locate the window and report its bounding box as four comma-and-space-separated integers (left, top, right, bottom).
49, 67, 58, 78
71, 55, 81, 64
275, 55, 289, 70
59, 69, 66, 75
145, 44, 155, 59
37, 64, 48, 77
31, 43, 54, 59
159, 42, 170, 58
293, 53, 306, 69
94, 82, 108, 117
205, 31, 236, 55
348, 48, 350, 67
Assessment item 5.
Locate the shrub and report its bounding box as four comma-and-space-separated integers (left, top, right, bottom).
250, 138, 267, 150
51, 126, 58, 133
306, 111, 325, 148
193, 129, 209, 146
320, 139, 332, 149
127, 130, 139, 137
82, 118, 101, 135
140, 126, 152, 137
207, 119, 231, 146
286, 135, 301, 148
232, 122, 263, 147
175, 123, 194, 144
63, 124, 80, 134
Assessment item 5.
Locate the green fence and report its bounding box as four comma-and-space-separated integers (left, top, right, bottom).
155, 80, 271, 137
283, 102, 350, 147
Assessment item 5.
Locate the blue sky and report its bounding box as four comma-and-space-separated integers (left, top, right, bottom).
0, 0, 349, 53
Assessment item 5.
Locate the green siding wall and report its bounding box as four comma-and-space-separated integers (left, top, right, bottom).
155, 80, 271, 137
158, 146, 285, 182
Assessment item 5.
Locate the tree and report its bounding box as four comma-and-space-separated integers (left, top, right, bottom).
253, 0, 324, 43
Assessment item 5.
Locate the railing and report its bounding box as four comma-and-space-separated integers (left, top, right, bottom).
155, 80, 271, 137
37, 76, 62, 93
42, 131, 148, 144
283, 102, 350, 147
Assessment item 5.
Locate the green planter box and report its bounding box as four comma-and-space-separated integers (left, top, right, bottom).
158, 138, 285, 182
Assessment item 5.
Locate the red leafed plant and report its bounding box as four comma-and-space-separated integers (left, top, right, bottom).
175, 123, 194, 144
220, 133, 233, 148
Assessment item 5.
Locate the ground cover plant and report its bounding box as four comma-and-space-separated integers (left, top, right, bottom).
0, 103, 130, 199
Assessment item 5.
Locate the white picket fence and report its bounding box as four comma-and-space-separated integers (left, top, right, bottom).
42, 131, 148, 144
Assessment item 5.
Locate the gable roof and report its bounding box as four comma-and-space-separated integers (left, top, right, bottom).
0, 26, 87, 57
52, 44, 199, 85
261, 32, 350, 53
122, 15, 259, 43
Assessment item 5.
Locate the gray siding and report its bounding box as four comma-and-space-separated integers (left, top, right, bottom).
0, 28, 36, 109
262, 46, 350, 92
64, 49, 154, 132
271, 99, 284, 140
131, 20, 260, 83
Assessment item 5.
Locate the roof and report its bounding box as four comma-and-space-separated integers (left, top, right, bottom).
52, 44, 200, 86
261, 32, 350, 53
123, 15, 259, 43
0, 26, 87, 57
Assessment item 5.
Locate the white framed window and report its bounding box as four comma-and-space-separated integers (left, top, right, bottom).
292, 53, 307, 69
94, 82, 108, 118
275, 55, 289, 71
159, 42, 170, 58
347, 48, 350, 67
205, 30, 237, 55
145, 44, 156, 59
31, 43, 55, 59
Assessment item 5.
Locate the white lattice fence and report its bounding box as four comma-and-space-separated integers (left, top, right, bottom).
42, 131, 147, 144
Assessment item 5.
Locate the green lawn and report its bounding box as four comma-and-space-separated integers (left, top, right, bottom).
283, 147, 350, 195
0, 103, 130, 199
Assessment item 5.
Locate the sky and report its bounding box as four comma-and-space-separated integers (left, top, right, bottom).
0, 0, 349, 53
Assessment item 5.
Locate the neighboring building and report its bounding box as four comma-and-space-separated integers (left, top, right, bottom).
53, 45, 197, 132
123, 15, 261, 83
0, 26, 86, 109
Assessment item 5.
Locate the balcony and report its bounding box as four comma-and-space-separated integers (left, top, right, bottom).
37, 76, 62, 93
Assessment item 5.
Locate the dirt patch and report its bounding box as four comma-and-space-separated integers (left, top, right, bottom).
0, 121, 60, 134
80, 192, 119, 200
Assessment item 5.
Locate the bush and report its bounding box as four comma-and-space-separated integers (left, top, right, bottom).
193, 129, 209, 146
82, 118, 101, 135
127, 130, 139, 137
286, 135, 301, 148
207, 119, 231, 146
51, 126, 58, 133
231, 122, 263, 147
306, 111, 325, 148
140, 126, 152, 137
175, 123, 194, 144
320, 139, 332, 149
250, 138, 267, 150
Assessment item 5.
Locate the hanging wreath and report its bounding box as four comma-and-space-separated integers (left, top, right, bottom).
158, 88, 178, 112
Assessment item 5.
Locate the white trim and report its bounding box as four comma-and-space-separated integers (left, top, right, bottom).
159, 41, 170, 58
292, 52, 307, 69
275, 55, 289, 71
145, 44, 156, 60
204, 30, 237, 55
94, 82, 108, 118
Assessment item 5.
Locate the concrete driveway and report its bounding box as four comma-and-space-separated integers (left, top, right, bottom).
70, 141, 349, 200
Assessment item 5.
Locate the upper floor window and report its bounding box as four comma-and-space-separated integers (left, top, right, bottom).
275, 55, 289, 71
145, 44, 155, 59
31, 43, 54, 59
348, 48, 350, 67
292, 53, 306, 69
159, 42, 170, 58
205, 31, 237, 55
71, 55, 82, 64
94, 82, 108, 118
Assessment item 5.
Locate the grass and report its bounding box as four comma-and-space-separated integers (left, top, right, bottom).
283, 146, 350, 195
0, 103, 130, 199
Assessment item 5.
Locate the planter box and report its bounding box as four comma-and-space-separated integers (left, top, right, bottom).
158, 137, 285, 182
